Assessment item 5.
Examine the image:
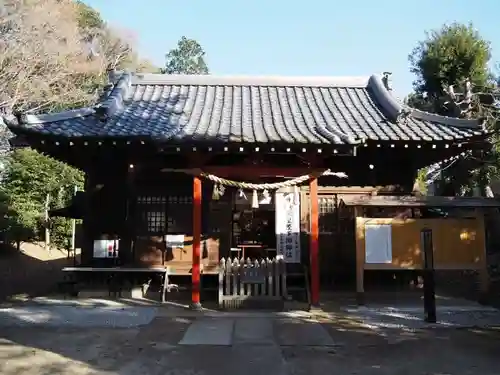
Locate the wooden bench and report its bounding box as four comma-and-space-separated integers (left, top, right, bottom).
62, 267, 170, 303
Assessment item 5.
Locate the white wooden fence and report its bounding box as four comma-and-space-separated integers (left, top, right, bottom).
218, 257, 287, 309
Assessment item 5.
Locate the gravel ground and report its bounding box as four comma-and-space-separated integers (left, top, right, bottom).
1, 315, 500, 375
1, 296, 500, 374
0, 305, 158, 328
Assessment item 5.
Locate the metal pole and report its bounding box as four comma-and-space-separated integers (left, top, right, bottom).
421, 228, 437, 323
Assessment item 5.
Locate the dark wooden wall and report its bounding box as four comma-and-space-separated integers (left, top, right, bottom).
79, 156, 416, 278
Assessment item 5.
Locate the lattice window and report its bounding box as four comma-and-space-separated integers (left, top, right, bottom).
136, 196, 167, 234
146, 211, 165, 233
319, 196, 336, 234
166, 195, 192, 233
137, 196, 167, 204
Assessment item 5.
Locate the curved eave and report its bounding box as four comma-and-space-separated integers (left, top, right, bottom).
367, 75, 483, 130
3, 72, 486, 147
4, 118, 486, 149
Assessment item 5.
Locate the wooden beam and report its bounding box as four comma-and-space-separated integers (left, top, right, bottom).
477, 211, 491, 304
192, 176, 202, 309
202, 166, 328, 179
309, 177, 320, 307
346, 195, 500, 208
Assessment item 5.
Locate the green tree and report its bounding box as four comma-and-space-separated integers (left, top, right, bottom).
0, 149, 83, 250
409, 23, 492, 115
75, 1, 105, 30
0, 1, 154, 252
408, 23, 494, 194
163, 36, 209, 74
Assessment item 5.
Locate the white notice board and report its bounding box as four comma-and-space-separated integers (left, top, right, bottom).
165, 234, 185, 248
364, 224, 392, 264
93, 239, 119, 258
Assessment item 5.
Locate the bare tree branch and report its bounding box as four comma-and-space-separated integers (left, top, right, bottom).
0, 0, 133, 115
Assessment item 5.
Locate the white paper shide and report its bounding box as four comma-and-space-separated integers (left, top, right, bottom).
275, 191, 301, 263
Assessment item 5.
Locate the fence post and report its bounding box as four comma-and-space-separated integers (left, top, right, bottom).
421, 228, 437, 323
280, 258, 287, 299
218, 258, 225, 307
232, 258, 239, 297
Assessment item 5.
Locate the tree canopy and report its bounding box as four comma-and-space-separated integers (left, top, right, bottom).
0, 148, 84, 249
409, 23, 492, 103
0, 0, 159, 251
163, 36, 209, 75
408, 23, 496, 194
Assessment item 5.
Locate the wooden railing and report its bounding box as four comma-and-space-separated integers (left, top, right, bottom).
218, 257, 287, 309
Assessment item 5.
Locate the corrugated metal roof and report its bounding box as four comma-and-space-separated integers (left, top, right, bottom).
3, 72, 485, 144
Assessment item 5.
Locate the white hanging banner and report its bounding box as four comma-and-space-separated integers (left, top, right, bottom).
275, 191, 301, 263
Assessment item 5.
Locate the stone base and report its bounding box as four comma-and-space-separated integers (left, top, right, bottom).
190, 302, 203, 311
308, 304, 323, 313
78, 289, 111, 299
117, 287, 146, 299
78, 286, 146, 300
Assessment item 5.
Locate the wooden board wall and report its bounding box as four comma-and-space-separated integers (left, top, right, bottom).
130, 175, 228, 274
355, 216, 486, 270
300, 187, 374, 283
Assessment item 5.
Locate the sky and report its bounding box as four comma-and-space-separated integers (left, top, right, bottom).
84, 0, 499, 98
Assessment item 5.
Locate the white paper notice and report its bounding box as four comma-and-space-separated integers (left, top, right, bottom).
93, 239, 119, 258
166, 234, 185, 248
364, 224, 392, 264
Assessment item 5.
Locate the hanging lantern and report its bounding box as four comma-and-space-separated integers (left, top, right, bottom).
252, 189, 259, 208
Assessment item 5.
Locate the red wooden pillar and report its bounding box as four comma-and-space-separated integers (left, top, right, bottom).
192, 176, 202, 309
309, 177, 320, 306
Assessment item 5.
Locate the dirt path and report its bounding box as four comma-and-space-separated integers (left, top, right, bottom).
1, 312, 499, 375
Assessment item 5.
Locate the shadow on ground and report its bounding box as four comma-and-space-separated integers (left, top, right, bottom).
1, 296, 500, 374
1, 246, 500, 374
0, 242, 77, 302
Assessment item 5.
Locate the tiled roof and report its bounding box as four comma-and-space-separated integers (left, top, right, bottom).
3, 72, 486, 145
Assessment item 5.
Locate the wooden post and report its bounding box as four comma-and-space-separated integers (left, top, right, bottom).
44, 193, 50, 254
125, 164, 136, 265
70, 185, 78, 251
354, 207, 365, 305
309, 177, 320, 307
192, 176, 202, 310
477, 210, 490, 304
421, 228, 437, 323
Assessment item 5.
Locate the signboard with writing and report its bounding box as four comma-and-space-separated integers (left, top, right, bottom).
93, 239, 119, 258
165, 234, 185, 249
275, 192, 301, 263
